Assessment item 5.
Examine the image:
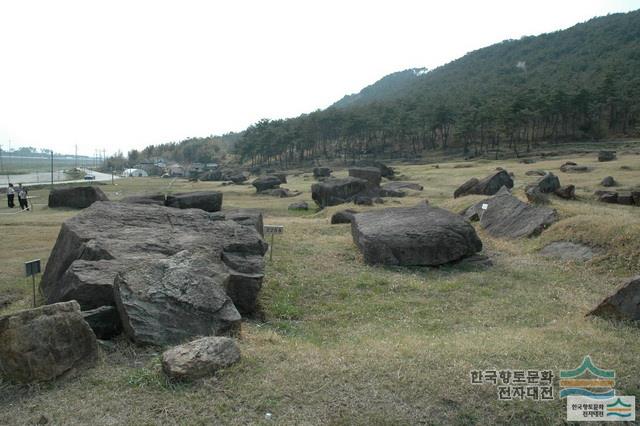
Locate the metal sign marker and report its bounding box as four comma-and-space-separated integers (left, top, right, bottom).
25, 259, 41, 308
264, 225, 284, 261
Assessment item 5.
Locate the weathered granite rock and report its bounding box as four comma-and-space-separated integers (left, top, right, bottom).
587, 276, 640, 321
331, 209, 358, 224
165, 191, 223, 212
355, 161, 395, 178
532, 173, 561, 193
0, 301, 98, 383
525, 170, 546, 176
224, 209, 264, 236
121, 194, 166, 205
601, 176, 616, 187
381, 182, 423, 192
350, 205, 482, 266
311, 177, 368, 208
161, 336, 240, 380
598, 150, 616, 162
478, 190, 558, 238
353, 195, 373, 206
596, 190, 618, 203
288, 201, 309, 210
554, 185, 576, 199
561, 163, 590, 173
40, 202, 268, 346
252, 176, 281, 192
273, 173, 287, 184
348, 167, 381, 189
82, 305, 121, 340
259, 188, 301, 198
48, 186, 109, 209
313, 167, 331, 178
454, 171, 513, 198
525, 186, 549, 204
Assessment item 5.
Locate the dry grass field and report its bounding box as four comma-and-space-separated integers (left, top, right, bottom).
1, 147, 640, 425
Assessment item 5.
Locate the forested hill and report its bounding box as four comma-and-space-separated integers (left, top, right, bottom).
332, 68, 428, 109
231, 9, 640, 168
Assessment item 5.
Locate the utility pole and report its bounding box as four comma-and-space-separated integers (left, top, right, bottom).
50, 149, 54, 187
75, 144, 78, 168
0, 143, 3, 173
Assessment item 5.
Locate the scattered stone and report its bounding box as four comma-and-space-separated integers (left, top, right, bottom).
453, 178, 480, 199
82, 305, 121, 340
620, 165, 632, 170
540, 242, 598, 261
554, 185, 576, 200
374, 197, 384, 204
617, 192, 634, 205
467, 187, 558, 238
601, 176, 616, 187
381, 182, 423, 192
288, 201, 309, 210
519, 158, 536, 164
354, 195, 373, 206
161, 336, 240, 381
48, 186, 109, 209
525, 170, 546, 176
0, 301, 98, 383
595, 190, 618, 203
313, 167, 331, 178
121, 194, 166, 205
331, 209, 358, 224
532, 172, 561, 193
252, 176, 281, 192
525, 186, 550, 204
587, 276, 640, 321
453, 171, 513, 198
165, 191, 223, 212
273, 173, 287, 184
259, 188, 301, 198
598, 150, 616, 162
633, 191, 640, 206
354, 161, 395, 178
350, 205, 482, 266
453, 164, 474, 168
560, 163, 590, 173
311, 177, 367, 208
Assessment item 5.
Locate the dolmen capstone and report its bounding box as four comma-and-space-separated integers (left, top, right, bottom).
588, 276, 640, 321
48, 186, 109, 209
348, 167, 381, 189
311, 177, 368, 208
350, 204, 482, 266
39, 202, 268, 346
165, 191, 223, 212
463, 187, 558, 238
252, 175, 281, 192
122, 191, 223, 212
453, 170, 513, 198
0, 301, 98, 383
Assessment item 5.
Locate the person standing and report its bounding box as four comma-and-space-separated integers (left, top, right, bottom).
17, 184, 29, 211
7, 183, 15, 208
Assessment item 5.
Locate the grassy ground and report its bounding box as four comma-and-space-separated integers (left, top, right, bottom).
1, 149, 640, 424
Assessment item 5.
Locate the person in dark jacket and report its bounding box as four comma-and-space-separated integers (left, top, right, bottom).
17, 184, 29, 210
7, 183, 15, 208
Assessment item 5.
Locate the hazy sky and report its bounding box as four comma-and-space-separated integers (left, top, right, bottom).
0, 0, 638, 156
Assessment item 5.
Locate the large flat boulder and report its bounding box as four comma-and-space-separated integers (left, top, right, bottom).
382, 182, 423, 192
311, 177, 368, 208
350, 205, 482, 266
252, 176, 281, 192
476, 189, 558, 238
48, 186, 109, 209
165, 191, 223, 212
0, 301, 98, 383
161, 336, 240, 380
588, 276, 640, 321
40, 202, 268, 346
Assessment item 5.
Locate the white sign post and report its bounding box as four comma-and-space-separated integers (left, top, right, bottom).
263, 225, 284, 261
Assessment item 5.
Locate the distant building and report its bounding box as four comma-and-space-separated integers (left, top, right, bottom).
122, 168, 149, 177
168, 165, 185, 177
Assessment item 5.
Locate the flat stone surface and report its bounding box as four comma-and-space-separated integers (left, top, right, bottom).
48, 186, 109, 209
539, 241, 598, 261
351, 205, 482, 266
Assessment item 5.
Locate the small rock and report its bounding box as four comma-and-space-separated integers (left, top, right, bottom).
554, 185, 576, 200
288, 201, 309, 211
601, 176, 616, 187
331, 209, 358, 224
161, 336, 241, 380
598, 150, 616, 162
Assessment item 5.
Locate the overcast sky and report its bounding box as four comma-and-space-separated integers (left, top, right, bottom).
0, 0, 638, 156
